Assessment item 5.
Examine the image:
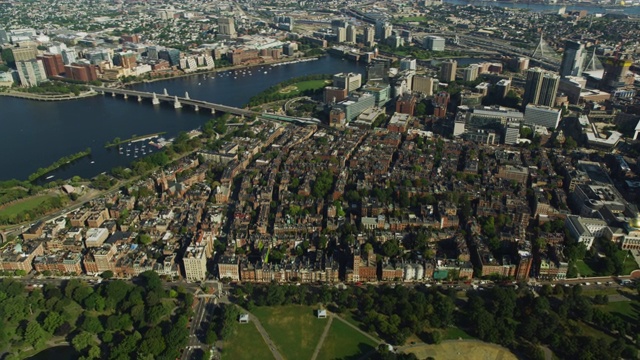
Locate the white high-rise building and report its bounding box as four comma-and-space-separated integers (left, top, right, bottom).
182, 231, 213, 282
16, 59, 47, 87
524, 104, 562, 129
346, 25, 357, 44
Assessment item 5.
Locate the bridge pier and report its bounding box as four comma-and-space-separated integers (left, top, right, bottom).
152, 93, 160, 105
123, 94, 128, 100
111, 92, 116, 97
100, 91, 105, 95
211, 108, 216, 115
185, 92, 190, 100
173, 96, 182, 109
194, 105, 199, 112
138, 96, 142, 102
163, 88, 168, 96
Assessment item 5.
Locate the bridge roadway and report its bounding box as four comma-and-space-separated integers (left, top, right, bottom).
91, 86, 257, 117
91, 86, 321, 126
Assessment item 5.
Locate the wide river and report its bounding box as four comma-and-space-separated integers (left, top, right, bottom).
0, 56, 366, 181
445, 0, 640, 15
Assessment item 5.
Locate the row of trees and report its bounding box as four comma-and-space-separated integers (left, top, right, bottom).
17, 81, 89, 96
28, 148, 92, 182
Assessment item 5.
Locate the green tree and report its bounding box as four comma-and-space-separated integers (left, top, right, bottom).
72, 331, 96, 352
24, 321, 47, 348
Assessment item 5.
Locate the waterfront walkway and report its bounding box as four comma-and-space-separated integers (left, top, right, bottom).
0, 90, 98, 101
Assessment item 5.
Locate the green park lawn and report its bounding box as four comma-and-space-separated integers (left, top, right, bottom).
279, 80, 329, 96
442, 326, 475, 340
574, 260, 595, 277
252, 305, 327, 360
221, 321, 274, 360
618, 251, 640, 275
0, 195, 53, 219
602, 301, 639, 323
316, 319, 378, 360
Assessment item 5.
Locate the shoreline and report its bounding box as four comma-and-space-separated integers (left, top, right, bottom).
122, 54, 324, 88
105, 132, 167, 148
0, 90, 99, 102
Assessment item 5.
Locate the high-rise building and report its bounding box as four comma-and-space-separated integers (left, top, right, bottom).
383, 24, 393, 41
495, 79, 511, 99
334, 92, 376, 121
37, 53, 65, 77
396, 94, 417, 115
412, 75, 436, 96
367, 59, 390, 83
333, 72, 362, 93
113, 51, 138, 69
504, 122, 521, 145
64, 63, 98, 83
400, 58, 417, 71
84, 49, 112, 65
523, 68, 559, 107
440, 59, 457, 82
61, 49, 77, 65
182, 231, 213, 282
283, 42, 298, 56
559, 40, 586, 78
146, 45, 163, 60
601, 56, 633, 91
218, 17, 237, 38
346, 25, 357, 44
463, 64, 479, 82
16, 59, 47, 87
10, 46, 37, 62
424, 35, 445, 51
159, 48, 180, 66
524, 104, 562, 129
363, 26, 375, 47
336, 27, 346, 43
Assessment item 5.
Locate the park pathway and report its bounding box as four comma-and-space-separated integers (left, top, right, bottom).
331, 312, 383, 345
310, 315, 334, 360
248, 313, 285, 360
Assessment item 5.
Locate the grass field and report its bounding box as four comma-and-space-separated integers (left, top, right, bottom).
0, 195, 53, 219
572, 320, 614, 343
619, 251, 640, 275
575, 260, 595, 277
602, 301, 639, 323
316, 319, 378, 360
402, 340, 518, 360
252, 305, 327, 360
221, 321, 274, 360
442, 326, 475, 340
278, 80, 329, 95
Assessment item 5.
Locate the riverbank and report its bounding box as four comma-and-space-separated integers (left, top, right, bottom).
123, 55, 324, 87
0, 90, 99, 101
104, 132, 166, 148
28, 149, 92, 182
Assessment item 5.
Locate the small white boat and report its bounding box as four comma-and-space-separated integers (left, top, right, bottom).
90, 161, 95, 164
264, 71, 267, 74
198, 83, 201, 85
45, 175, 54, 180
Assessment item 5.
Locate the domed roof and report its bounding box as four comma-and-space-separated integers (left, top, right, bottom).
629, 215, 640, 229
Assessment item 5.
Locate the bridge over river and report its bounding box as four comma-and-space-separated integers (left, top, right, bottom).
91, 86, 321, 126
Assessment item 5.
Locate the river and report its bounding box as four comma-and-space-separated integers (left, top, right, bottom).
445, 0, 640, 15
0, 56, 366, 181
